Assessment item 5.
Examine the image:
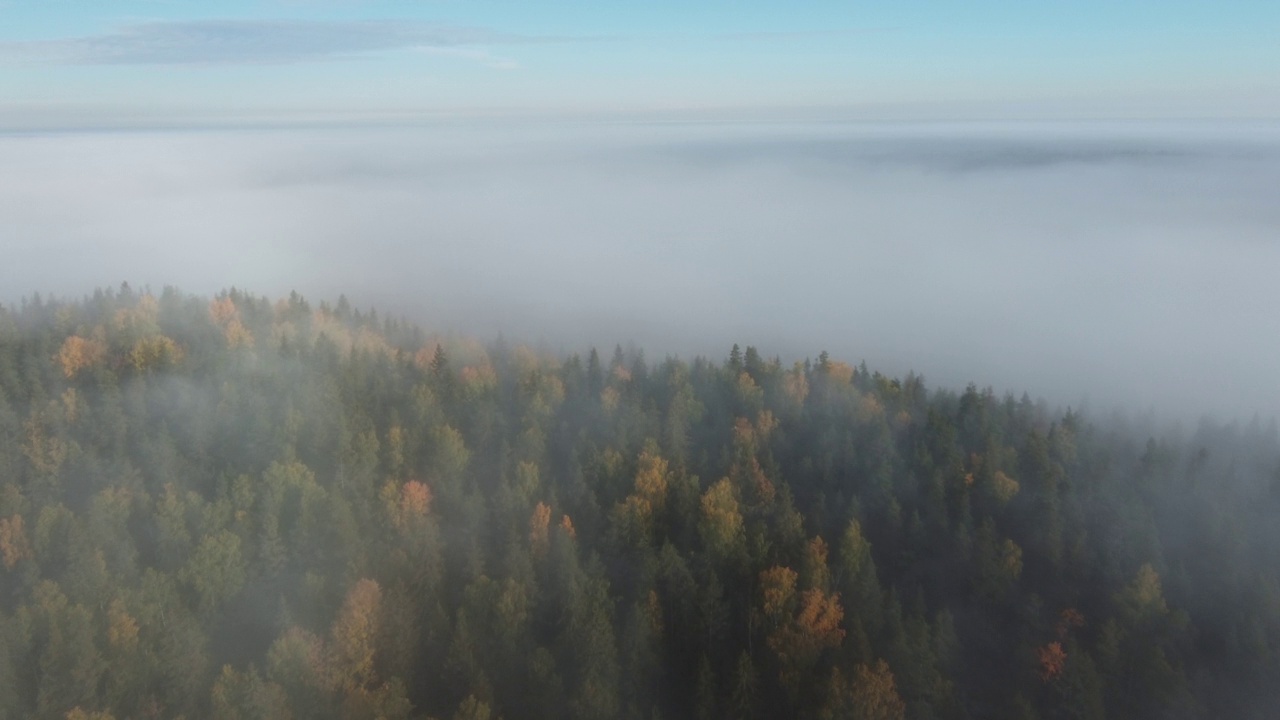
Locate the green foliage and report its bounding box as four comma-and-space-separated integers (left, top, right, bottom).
0, 287, 1274, 720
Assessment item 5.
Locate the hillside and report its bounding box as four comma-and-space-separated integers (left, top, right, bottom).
0, 285, 1277, 720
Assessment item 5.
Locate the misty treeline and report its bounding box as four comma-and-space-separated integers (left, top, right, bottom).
0, 286, 1277, 720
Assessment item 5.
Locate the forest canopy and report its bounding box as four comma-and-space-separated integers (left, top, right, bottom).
0, 285, 1277, 720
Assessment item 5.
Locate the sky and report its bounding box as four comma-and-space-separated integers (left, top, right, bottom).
1, 2, 1278, 422
1, 1, 1278, 126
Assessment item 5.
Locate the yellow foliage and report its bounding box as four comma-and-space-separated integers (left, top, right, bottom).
804, 536, 831, 591
634, 448, 670, 512
512, 344, 542, 378
990, 471, 1020, 504
728, 440, 775, 508
732, 417, 756, 450
56, 335, 108, 378
827, 361, 855, 385
329, 579, 383, 691
783, 363, 809, 407
65, 709, 116, 720
267, 626, 327, 692
600, 386, 621, 414
106, 598, 139, 651
755, 410, 779, 440
0, 514, 30, 569
760, 566, 799, 619
128, 334, 184, 372
110, 293, 159, 336
1001, 539, 1024, 579
352, 327, 391, 356
615, 494, 654, 543
61, 388, 80, 423
646, 589, 664, 636
857, 394, 885, 424
224, 319, 255, 349
700, 478, 744, 558
23, 416, 68, 476
1117, 563, 1168, 619
385, 426, 406, 475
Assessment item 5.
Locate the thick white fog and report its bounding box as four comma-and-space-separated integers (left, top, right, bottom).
2, 121, 1278, 421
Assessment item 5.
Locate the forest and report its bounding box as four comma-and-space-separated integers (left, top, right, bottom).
0, 284, 1277, 720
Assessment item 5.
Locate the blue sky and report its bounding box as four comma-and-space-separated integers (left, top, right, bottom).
1, 0, 1277, 125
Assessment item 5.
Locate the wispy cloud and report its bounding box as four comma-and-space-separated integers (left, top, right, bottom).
0, 19, 556, 66
714, 27, 900, 42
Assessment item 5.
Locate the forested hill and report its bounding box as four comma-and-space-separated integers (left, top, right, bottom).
0, 286, 1277, 720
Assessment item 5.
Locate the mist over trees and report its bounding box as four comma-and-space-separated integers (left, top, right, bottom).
5, 123, 1280, 420
0, 285, 1278, 719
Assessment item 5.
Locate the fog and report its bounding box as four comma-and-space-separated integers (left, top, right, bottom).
2, 120, 1278, 421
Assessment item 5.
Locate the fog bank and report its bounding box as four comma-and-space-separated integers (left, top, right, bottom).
2, 120, 1277, 421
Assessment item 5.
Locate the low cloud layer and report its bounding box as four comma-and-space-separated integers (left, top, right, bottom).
1, 121, 1277, 421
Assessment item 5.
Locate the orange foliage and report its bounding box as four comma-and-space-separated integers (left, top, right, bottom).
1037, 641, 1067, 682
1057, 608, 1086, 639
767, 588, 846, 694
530, 502, 551, 558
559, 513, 576, 540
825, 660, 906, 720
459, 364, 498, 393
793, 589, 845, 647
413, 344, 442, 372
399, 481, 432, 521
0, 514, 30, 569
56, 335, 108, 378
209, 296, 238, 326
857, 394, 885, 423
